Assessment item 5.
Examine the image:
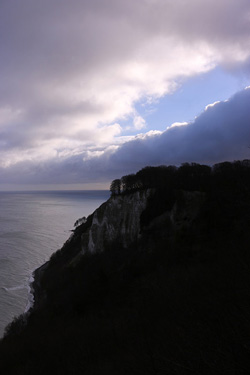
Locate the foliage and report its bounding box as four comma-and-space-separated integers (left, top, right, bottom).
4, 314, 27, 337
110, 160, 250, 199
74, 216, 86, 227
110, 178, 121, 196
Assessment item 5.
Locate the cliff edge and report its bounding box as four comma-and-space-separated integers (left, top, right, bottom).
1, 161, 250, 375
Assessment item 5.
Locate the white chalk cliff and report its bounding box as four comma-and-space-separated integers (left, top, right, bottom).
81, 190, 152, 254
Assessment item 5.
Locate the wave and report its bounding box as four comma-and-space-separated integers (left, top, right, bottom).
2, 273, 35, 313
25, 273, 35, 313
2, 285, 26, 292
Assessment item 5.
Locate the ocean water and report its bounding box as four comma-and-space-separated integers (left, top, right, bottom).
0, 190, 109, 338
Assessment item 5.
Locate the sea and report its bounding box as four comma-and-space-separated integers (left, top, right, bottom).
0, 190, 110, 338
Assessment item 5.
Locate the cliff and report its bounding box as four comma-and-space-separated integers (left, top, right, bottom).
32, 189, 153, 311
1, 161, 250, 375
32, 188, 206, 313
81, 189, 151, 254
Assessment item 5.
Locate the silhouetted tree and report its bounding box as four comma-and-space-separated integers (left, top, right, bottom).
121, 174, 141, 192
178, 163, 211, 191
110, 179, 121, 196
74, 217, 87, 227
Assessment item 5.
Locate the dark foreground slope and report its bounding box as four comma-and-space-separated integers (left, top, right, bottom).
1, 161, 250, 374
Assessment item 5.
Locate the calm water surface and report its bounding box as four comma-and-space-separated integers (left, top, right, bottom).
0, 190, 109, 337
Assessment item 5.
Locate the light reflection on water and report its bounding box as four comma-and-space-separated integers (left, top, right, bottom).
0, 190, 109, 337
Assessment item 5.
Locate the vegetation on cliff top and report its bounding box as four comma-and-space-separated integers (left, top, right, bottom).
110, 160, 250, 195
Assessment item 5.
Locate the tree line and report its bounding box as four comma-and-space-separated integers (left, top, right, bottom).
110, 160, 250, 196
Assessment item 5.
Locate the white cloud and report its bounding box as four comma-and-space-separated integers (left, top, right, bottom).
167, 122, 189, 129
133, 115, 146, 130
0, 0, 250, 181
205, 101, 221, 111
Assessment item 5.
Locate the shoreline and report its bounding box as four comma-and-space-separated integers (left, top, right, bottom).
25, 273, 35, 313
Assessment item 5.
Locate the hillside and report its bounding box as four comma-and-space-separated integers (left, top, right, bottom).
1, 161, 250, 374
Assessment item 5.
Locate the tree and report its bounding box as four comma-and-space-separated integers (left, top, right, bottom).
74, 217, 87, 227
110, 179, 121, 196
121, 174, 141, 192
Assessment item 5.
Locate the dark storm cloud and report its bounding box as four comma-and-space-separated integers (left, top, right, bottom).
1, 87, 250, 185
108, 88, 250, 169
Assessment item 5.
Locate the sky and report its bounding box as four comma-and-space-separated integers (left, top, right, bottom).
0, 0, 250, 190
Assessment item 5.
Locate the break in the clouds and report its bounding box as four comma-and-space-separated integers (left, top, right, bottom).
109, 87, 250, 169
0, 0, 250, 185
1, 87, 250, 186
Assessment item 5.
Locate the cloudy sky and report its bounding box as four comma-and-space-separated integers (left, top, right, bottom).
1, 0, 250, 190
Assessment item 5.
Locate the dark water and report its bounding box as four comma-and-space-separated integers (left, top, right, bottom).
0, 190, 109, 337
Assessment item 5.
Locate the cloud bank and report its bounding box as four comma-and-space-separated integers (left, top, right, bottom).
0, 0, 250, 186
1, 87, 250, 186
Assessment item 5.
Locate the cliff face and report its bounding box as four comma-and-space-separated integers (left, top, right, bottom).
30, 189, 155, 311
52, 188, 205, 271
31, 188, 206, 313
81, 189, 152, 254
